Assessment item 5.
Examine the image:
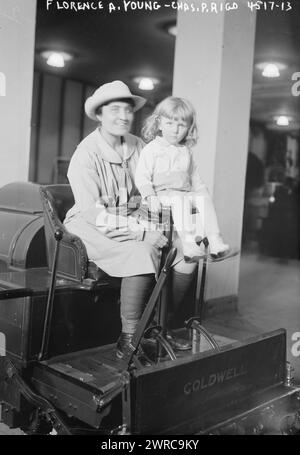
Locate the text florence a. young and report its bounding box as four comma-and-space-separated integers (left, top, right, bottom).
46, 1, 105, 10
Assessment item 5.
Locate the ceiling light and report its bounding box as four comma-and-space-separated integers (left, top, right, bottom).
275, 116, 290, 126
41, 51, 73, 68
262, 64, 280, 78
138, 78, 154, 90
269, 195, 275, 204
255, 62, 286, 78
266, 116, 299, 131
167, 24, 177, 36
47, 53, 65, 68
133, 77, 160, 91
162, 20, 177, 37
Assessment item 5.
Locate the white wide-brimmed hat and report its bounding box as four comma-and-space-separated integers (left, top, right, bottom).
85, 80, 147, 120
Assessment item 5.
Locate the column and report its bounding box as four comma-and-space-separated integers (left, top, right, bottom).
173, 1, 256, 307
0, 0, 37, 187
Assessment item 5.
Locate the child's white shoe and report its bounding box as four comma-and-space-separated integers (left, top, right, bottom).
207, 234, 229, 256
209, 246, 240, 262
181, 235, 205, 260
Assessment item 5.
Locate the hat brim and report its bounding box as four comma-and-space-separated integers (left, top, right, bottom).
85, 94, 146, 121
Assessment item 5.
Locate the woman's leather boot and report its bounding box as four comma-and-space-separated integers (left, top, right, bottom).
116, 332, 151, 366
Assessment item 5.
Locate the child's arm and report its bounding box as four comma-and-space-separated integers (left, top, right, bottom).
190, 151, 210, 195
135, 145, 156, 199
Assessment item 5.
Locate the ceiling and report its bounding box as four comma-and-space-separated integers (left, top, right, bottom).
34, 2, 177, 101
34, 1, 300, 132
252, 5, 300, 131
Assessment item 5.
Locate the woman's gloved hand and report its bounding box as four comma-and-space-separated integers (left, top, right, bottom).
146, 195, 161, 214
106, 204, 134, 217
144, 231, 168, 249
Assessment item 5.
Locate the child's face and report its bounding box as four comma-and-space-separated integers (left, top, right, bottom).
159, 116, 189, 146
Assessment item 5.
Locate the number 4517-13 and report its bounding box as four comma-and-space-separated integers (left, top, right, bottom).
247, 2, 292, 12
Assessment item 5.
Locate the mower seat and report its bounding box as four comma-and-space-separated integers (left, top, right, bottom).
40, 185, 115, 287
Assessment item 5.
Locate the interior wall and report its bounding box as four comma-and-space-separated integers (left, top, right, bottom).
249, 127, 268, 163
0, 0, 37, 187
29, 72, 96, 184
173, 2, 256, 304
243, 125, 300, 259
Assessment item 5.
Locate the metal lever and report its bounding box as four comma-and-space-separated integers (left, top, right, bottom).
38, 229, 63, 361
144, 325, 176, 361
194, 237, 209, 321
185, 317, 220, 353
126, 247, 177, 369
185, 237, 210, 353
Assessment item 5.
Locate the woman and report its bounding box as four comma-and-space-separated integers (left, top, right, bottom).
64, 81, 196, 360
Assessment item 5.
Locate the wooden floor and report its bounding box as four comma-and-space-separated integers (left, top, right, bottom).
206, 251, 300, 382
1, 251, 299, 435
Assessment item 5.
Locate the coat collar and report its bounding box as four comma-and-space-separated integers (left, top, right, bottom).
154, 135, 187, 151
94, 128, 136, 164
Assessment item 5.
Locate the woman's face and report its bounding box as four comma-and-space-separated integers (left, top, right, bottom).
97, 101, 134, 137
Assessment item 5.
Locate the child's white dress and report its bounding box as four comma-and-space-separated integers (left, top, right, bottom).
135, 136, 227, 256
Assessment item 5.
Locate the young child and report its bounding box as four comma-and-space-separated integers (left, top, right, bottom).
135, 96, 229, 259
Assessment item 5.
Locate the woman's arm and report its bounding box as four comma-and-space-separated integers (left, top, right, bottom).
67, 149, 145, 241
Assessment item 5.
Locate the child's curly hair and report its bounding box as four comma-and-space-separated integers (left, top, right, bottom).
142, 96, 198, 147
